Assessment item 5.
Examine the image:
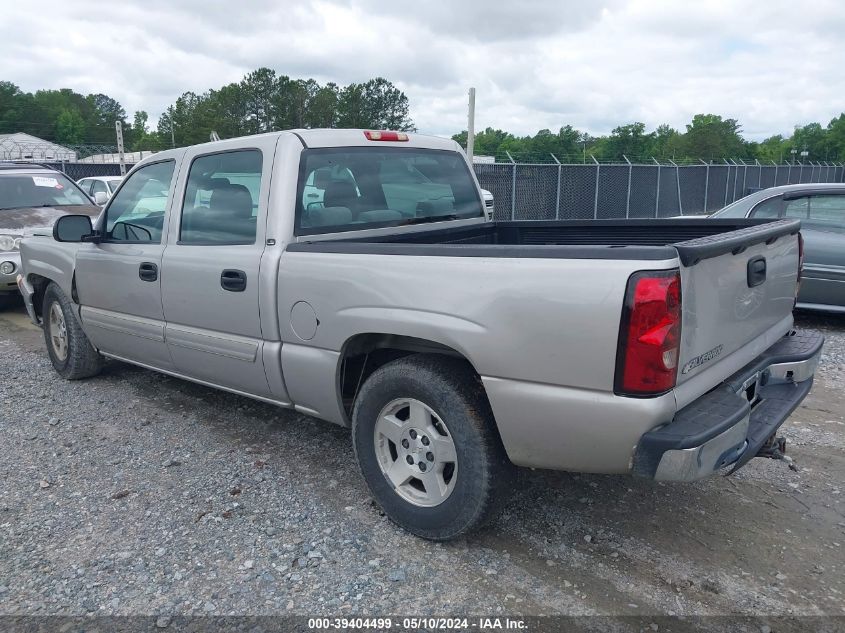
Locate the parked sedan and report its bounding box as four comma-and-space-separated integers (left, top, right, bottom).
711, 183, 845, 313
0, 163, 101, 308
77, 175, 123, 205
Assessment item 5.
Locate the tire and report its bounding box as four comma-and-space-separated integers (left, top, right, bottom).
42, 282, 103, 380
352, 354, 515, 540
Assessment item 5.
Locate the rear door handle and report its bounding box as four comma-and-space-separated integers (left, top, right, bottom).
220, 269, 247, 292
138, 262, 158, 282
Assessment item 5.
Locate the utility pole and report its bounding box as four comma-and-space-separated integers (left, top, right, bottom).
114, 120, 126, 176
169, 106, 176, 148
466, 87, 476, 165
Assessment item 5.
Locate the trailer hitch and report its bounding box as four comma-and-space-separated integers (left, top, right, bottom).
757, 435, 798, 471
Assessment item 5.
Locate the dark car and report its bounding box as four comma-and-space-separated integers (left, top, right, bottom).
711, 183, 845, 313
0, 163, 101, 308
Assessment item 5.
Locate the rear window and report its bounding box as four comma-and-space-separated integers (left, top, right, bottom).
0, 173, 91, 210
295, 148, 483, 235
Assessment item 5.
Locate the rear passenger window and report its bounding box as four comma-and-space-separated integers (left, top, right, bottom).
180, 150, 262, 244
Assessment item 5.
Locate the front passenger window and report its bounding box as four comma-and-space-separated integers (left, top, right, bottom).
105, 160, 175, 243
180, 150, 262, 244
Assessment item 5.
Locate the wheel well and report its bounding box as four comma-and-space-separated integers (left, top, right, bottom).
338, 333, 472, 417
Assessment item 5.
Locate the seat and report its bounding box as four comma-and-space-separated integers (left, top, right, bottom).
416, 198, 455, 217
183, 184, 256, 242
323, 181, 359, 215
209, 183, 253, 219
308, 206, 353, 227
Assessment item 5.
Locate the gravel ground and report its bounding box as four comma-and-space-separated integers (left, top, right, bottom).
0, 304, 843, 618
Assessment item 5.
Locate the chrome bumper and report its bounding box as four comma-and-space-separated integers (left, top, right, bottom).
634, 329, 824, 482
16, 274, 40, 325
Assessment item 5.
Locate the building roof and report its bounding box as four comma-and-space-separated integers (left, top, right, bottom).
0, 133, 77, 162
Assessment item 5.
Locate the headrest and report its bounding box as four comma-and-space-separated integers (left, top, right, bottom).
209, 184, 253, 218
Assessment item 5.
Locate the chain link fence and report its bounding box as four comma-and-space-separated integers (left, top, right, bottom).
5, 149, 845, 218
475, 160, 845, 220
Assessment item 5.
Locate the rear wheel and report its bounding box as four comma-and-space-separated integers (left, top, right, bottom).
352, 354, 515, 540
42, 283, 102, 380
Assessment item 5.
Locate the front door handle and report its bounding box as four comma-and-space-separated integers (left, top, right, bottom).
221, 269, 247, 292
139, 262, 158, 282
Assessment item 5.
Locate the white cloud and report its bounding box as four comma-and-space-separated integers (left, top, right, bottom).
2, 0, 843, 140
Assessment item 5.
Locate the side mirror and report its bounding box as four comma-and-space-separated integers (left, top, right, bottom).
53, 215, 94, 243
93, 191, 109, 205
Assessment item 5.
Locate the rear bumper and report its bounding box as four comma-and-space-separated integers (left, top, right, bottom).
633, 329, 823, 481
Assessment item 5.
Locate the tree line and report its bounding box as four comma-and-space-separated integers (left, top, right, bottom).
453, 113, 845, 163
3, 71, 845, 164
0, 69, 414, 151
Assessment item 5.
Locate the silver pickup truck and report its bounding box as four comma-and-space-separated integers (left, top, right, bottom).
18, 129, 823, 540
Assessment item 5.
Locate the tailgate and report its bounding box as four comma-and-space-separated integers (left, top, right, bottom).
674, 219, 801, 386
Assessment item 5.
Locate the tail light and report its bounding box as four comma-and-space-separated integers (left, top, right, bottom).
615, 269, 682, 396
795, 232, 804, 307
364, 130, 409, 142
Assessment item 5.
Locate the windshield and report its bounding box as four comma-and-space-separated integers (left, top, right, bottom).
296, 147, 483, 235
0, 173, 91, 210
107, 180, 121, 193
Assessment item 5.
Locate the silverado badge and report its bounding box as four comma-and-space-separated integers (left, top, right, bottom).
681, 345, 724, 374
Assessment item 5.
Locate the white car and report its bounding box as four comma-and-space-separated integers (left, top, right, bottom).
480, 188, 494, 220
77, 176, 124, 205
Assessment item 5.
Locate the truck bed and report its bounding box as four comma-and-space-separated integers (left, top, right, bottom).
288, 218, 800, 266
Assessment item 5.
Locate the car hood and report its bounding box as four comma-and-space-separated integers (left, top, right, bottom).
0, 205, 101, 235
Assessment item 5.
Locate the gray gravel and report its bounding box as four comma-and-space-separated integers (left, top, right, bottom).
0, 307, 843, 617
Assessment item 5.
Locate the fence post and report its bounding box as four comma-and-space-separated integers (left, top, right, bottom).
700, 159, 709, 213
114, 121, 127, 176
669, 160, 682, 215
653, 158, 661, 218
773, 160, 778, 187
788, 162, 792, 184
551, 153, 562, 219
740, 160, 747, 197
623, 155, 632, 218
506, 151, 516, 220
591, 155, 600, 219
724, 159, 731, 206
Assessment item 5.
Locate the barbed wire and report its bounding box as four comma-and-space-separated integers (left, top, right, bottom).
1, 140, 842, 168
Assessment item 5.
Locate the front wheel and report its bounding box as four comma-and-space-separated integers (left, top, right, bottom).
352, 354, 515, 540
42, 283, 103, 380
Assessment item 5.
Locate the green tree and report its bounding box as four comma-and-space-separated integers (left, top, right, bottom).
55, 109, 85, 144
602, 122, 652, 160
791, 122, 831, 161
682, 114, 746, 159
648, 124, 682, 159
826, 113, 845, 162
337, 78, 413, 130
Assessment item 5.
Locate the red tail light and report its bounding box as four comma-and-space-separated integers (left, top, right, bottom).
615, 270, 682, 396
363, 130, 409, 142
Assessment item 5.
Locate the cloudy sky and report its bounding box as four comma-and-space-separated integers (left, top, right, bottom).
4, 0, 845, 140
